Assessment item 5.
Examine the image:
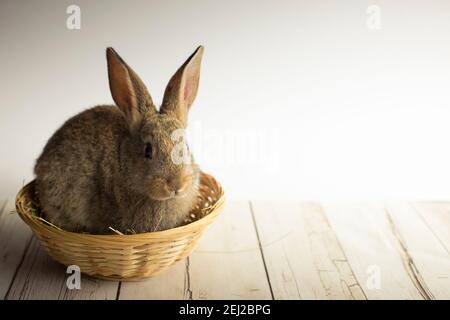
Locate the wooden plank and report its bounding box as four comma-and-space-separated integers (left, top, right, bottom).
0, 198, 33, 299
322, 203, 424, 300
386, 202, 450, 299
413, 202, 450, 253
119, 201, 272, 300
6, 236, 119, 300
118, 260, 186, 300
189, 201, 272, 300
251, 201, 366, 299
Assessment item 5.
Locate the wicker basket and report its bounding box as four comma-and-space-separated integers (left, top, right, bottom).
15, 172, 224, 281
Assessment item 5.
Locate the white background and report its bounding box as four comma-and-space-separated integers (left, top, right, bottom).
1, 0, 450, 201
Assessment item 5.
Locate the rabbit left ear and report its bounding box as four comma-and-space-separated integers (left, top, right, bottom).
160, 46, 204, 126
106, 47, 156, 130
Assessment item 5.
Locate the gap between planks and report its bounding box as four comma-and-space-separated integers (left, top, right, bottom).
385, 202, 450, 299
385, 209, 434, 300
249, 202, 275, 300
250, 201, 367, 300
118, 201, 273, 300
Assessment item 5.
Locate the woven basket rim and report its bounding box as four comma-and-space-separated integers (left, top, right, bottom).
15, 172, 225, 241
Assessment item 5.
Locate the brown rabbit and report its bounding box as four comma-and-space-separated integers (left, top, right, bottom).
34, 46, 204, 234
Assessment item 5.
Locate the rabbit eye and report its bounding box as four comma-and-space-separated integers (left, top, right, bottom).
144, 143, 153, 159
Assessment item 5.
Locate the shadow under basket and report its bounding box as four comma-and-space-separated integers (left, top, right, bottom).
15, 172, 225, 281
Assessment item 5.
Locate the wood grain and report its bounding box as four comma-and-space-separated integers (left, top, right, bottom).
322, 203, 424, 299
0, 198, 32, 299
6, 237, 119, 300
386, 202, 450, 299
251, 201, 366, 299
118, 260, 186, 300
413, 202, 450, 253
119, 201, 272, 300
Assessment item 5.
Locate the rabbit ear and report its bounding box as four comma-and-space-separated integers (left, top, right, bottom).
106, 47, 156, 130
160, 46, 204, 126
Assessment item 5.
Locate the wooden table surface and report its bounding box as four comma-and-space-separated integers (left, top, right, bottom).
1, 199, 449, 300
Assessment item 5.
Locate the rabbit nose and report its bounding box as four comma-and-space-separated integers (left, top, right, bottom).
166, 176, 187, 194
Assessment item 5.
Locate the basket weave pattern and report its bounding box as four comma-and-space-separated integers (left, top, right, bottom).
15, 172, 224, 281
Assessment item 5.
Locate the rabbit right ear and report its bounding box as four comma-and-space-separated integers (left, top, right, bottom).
160, 46, 204, 127
106, 47, 156, 130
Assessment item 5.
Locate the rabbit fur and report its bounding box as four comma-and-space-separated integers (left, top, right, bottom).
34, 46, 204, 234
